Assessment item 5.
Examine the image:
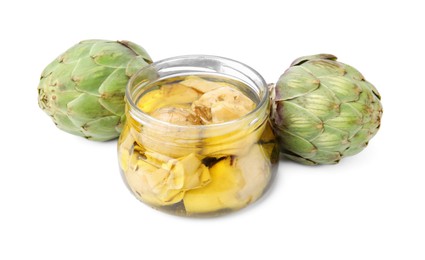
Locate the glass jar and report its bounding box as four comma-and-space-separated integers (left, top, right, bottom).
118, 55, 278, 216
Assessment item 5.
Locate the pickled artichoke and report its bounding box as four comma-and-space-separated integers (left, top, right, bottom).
183, 144, 272, 214
183, 157, 246, 213
118, 75, 277, 215
38, 40, 152, 141
123, 150, 211, 206
271, 54, 383, 165
138, 76, 256, 125
191, 86, 256, 124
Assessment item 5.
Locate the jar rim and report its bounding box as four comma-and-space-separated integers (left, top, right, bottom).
126, 54, 269, 130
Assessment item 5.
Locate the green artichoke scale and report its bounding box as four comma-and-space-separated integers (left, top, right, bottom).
38, 40, 152, 141
272, 54, 383, 165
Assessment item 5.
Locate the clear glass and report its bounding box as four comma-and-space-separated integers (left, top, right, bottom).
118, 55, 278, 216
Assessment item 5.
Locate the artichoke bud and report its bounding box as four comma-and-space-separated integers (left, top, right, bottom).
271, 54, 383, 165
37, 39, 152, 141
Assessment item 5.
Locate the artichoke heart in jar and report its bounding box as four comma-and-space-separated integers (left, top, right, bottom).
118, 55, 278, 216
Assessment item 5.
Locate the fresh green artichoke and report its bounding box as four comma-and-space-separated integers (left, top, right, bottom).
38, 40, 152, 141
271, 54, 383, 165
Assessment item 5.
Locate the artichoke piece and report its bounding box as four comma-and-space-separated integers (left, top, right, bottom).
184, 144, 272, 214
236, 144, 271, 203
138, 76, 255, 126
180, 75, 234, 93
172, 154, 211, 190
136, 89, 163, 113
134, 76, 258, 157
125, 159, 180, 206
192, 86, 255, 124
183, 157, 246, 214
138, 84, 200, 114
150, 107, 201, 126
134, 119, 203, 158
144, 151, 173, 168
143, 167, 185, 204
210, 101, 252, 124
200, 119, 266, 157
123, 152, 211, 207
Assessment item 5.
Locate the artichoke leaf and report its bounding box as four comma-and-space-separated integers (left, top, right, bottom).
291, 54, 337, 66
67, 93, 112, 124
289, 86, 341, 121
126, 56, 152, 76
343, 64, 365, 81
275, 66, 320, 100
310, 125, 350, 153
60, 42, 92, 64
118, 40, 152, 62
98, 68, 129, 96
274, 101, 323, 140
319, 75, 362, 103
278, 129, 317, 159
311, 150, 342, 165
53, 113, 82, 136
90, 41, 138, 68
71, 58, 115, 95
283, 153, 317, 165
81, 115, 121, 141
325, 103, 363, 138
48, 63, 77, 90
342, 129, 370, 156
98, 95, 125, 116
360, 81, 381, 100
302, 59, 346, 77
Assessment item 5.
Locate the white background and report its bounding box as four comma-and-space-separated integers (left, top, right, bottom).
1, 0, 424, 259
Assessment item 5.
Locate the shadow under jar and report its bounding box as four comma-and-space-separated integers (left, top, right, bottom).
118, 55, 279, 217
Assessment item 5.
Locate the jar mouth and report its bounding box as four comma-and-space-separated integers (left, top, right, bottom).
126, 55, 269, 130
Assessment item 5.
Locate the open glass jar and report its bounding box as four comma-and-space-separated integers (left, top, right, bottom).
118, 55, 278, 216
